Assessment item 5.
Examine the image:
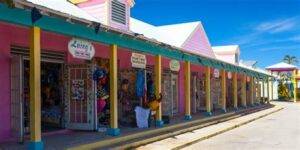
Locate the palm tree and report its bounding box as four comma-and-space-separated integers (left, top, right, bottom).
283, 55, 298, 65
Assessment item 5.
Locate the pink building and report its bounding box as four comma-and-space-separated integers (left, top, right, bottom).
0, 0, 272, 149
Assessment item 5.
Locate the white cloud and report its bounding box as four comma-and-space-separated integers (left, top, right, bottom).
255, 17, 298, 33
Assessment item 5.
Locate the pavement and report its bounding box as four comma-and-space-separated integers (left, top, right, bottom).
136, 102, 285, 150
182, 101, 300, 150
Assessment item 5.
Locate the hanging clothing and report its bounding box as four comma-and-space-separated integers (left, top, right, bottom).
136, 69, 145, 98
97, 98, 106, 114
134, 106, 150, 128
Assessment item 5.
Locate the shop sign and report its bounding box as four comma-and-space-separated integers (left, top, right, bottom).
247, 76, 250, 82
131, 53, 147, 68
169, 60, 180, 72
214, 69, 220, 78
228, 72, 232, 79
68, 38, 95, 60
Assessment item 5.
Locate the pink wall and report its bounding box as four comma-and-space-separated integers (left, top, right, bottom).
0, 22, 113, 141
182, 25, 215, 58
0, 22, 194, 141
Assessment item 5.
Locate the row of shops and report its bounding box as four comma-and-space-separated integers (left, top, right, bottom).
0, 2, 275, 149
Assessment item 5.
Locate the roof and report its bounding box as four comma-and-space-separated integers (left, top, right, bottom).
130, 18, 200, 47
22, 0, 99, 22
266, 62, 298, 70
240, 60, 257, 67
212, 45, 240, 54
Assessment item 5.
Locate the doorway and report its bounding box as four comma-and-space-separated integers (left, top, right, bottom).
23, 60, 64, 133
162, 71, 179, 117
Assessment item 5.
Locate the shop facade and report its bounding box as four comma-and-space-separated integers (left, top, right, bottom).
0, 3, 275, 149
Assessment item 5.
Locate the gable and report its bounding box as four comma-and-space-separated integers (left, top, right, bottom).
182, 24, 215, 58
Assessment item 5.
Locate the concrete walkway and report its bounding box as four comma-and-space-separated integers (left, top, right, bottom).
182, 101, 300, 150
136, 102, 284, 150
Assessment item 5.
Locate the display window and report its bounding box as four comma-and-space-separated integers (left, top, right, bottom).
211, 74, 221, 111
191, 72, 206, 113
118, 66, 155, 128
226, 78, 234, 108
93, 58, 110, 129
23, 60, 64, 133
162, 70, 179, 118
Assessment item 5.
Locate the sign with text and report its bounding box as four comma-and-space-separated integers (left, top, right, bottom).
169, 59, 180, 72
68, 38, 95, 60
131, 53, 147, 68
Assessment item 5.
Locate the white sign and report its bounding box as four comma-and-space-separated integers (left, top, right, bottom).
214, 69, 220, 78
131, 53, 147, 68
68, 38, 95, 60
169, 60, 180, 72
228, 72, 232, 79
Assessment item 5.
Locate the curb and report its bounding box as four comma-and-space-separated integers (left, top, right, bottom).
69, 105, 275, 150
111, 105, 277, 150
173, 106, 283, 150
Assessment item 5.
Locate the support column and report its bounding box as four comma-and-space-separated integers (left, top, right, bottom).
267, 78, 270, 104
107, 44, 120, 136
155, 55, 163, 126
250, 77, 254, 106
233, 72, 238, 110
205, 67, 212, 116
221, 69, 226, 113
262, 80, 265, 103
271, 78, 274, 101
29, 27, 43, 150
184, 61, 192, 120
293, 70, 297, 103
241, 75, 247, 108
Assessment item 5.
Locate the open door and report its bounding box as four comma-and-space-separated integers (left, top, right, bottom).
10, 55, 24, 143
65, 64, 95, 130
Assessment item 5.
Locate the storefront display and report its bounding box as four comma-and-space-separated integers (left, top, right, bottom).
191, 73, 206, 113
24, 60, 64, 132
93, 58, 110, 127
162, 70, 179, 117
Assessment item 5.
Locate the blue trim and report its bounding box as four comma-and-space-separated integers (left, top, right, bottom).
221, 109, 227, 113
155, 120, 164, 127
205, 112, 212, 117
106, 128, 120, 136
28, 141, 43, 150
184, 115, 192, 120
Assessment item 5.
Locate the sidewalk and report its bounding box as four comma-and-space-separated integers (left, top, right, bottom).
135, 104, 283, 150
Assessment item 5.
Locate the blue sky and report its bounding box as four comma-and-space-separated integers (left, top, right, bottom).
131, 0, 300, 68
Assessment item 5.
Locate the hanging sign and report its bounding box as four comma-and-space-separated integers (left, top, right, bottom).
68, 38, 95, 60
131, 53, 147, 68
228, 72, 232, 79
247, 76, 250, 82
214, 69, 220, 78
169, 60, 180, 72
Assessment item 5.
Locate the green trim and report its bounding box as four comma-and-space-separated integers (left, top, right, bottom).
0, 4, 270, 78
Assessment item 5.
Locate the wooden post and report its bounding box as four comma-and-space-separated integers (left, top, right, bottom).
233, 72, 238, 110
242, 75, 247, 107
107, 44, 120, 136
29, 27, 43, 150
267, 78, 270, 104
155, 55, 163, 126
205, 67, 212, 116
293, 70, 297, 102
262, 80, 265, 103
250, 77, 254, 106
221, 69, 226, 112
184, 61, 192, 120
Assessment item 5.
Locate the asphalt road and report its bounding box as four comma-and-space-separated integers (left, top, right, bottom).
182, 101, 300, 150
